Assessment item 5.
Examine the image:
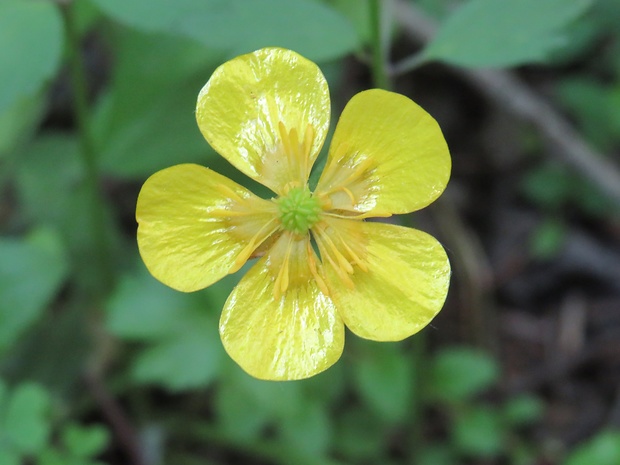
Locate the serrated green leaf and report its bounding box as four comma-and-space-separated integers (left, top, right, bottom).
0, 0, 63, 114
424, 0, 593, 67
353, 343, 413, 423
453, 406, 504, 458
62, 424, 110, 458
564, 430, 620, 465
4, 383, 51, 454
429, 347, 499, 403
0, 229, 69, 353
91, 0, 358, 62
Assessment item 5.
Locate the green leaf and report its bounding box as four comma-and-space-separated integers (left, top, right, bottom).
429, 347, 499, 403
323, 0, 372, 44
353, 342, 414, 423
521, 164, 572, 209
529, 218, 566, 259
106, 271, 193, 340
15, 134, 82, 226
453, 406, 504, 458
215, 380, 269, 441
424, 0, 593, 67
131, 332, 222, 391
215, 365, 305, 441
0, 95, 44, 159
91, 0, 358, 62
106, 268, 224, 391
1, 303, 93, 398
0, 0, 63, 114
564, 430, 620, 465
37, 449, 67, 465
280, 401, 332, 457
0, 229, 69, 353
93, 30, 222, 179
556, 78, 620, 152
416, 443, 456, 465
62, 424, 110, 458
3, 383, 51, 454
0, 450, 20, 465
333, 409, 383, 461
502, 394, 544, 426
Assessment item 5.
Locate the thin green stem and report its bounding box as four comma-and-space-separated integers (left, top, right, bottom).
369, 0, 391, 90
60, 2, 113, 295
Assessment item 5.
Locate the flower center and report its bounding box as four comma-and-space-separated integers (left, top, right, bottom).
275, 187, 321, 235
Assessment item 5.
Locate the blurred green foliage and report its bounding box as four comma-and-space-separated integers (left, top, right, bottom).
563, 430, 620, 465
0, 0, 618, 463
423, 0, 593, 67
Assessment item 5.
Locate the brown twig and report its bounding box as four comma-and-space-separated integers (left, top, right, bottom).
392, 0, 620, 205
84, 372, 145, 465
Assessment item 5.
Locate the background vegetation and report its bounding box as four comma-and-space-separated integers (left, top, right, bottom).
1, 0, 620, 464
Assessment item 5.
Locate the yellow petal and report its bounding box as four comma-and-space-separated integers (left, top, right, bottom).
220, 232, 344, 380
136, 164, 278, 292
196, 48, 330, 194
324, 220, 450, 341
316, 89, 451, 215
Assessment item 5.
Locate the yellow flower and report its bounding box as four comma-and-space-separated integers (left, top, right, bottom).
136, 48, 451, 381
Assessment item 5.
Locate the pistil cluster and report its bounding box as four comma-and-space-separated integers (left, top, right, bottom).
274, 186, 321, 235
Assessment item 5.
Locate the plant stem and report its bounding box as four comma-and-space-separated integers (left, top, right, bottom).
369, 0, 391, 90
60, 2, 113, 295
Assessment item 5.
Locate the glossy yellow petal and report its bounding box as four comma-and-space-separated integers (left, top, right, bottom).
324, 220, 450, 341
136, 164, 279, 292
316, 89, 451, 215
220, 232, 344, 380
196, 48, 330, 194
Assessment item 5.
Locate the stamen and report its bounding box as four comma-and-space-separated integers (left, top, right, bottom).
230, 218, 279, 273
339, 186, 356, 205
330, 227, 369, 272
307, 240, 330, 296
319, 149, 375, 199
314, 224, 353, 274
273, 234, 294, 300
302, 125, 314, 162
313, 224, 355, 289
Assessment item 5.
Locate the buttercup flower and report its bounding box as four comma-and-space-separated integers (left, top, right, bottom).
136, 48, 451, 381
